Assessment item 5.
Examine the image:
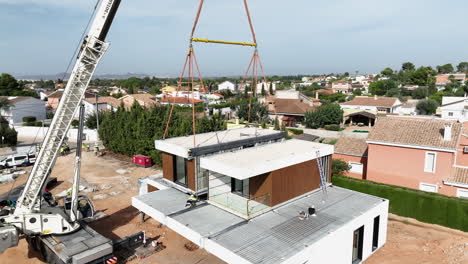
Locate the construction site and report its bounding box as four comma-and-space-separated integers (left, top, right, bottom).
0, 0, 467, 264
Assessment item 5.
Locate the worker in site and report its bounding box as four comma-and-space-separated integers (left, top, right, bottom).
186, 194, 198, 207
94, 144, 99, 156
43, 189, 57, 206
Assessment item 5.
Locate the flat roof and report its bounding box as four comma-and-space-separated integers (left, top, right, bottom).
155, 128, 285, 159
171, 204, 245, 238
134, 188, 189, 216
200, 139, 334, 180
210, 186, 386, 263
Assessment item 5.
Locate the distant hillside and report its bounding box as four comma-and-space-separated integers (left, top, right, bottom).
15, 72, 152, 81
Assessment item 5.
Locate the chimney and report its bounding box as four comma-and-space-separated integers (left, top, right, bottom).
374, 95, 378, 100
444, 123, 453, 141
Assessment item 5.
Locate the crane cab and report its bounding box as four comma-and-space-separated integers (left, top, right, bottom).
64, 195, 95, 220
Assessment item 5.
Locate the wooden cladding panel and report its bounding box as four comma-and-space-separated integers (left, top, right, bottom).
270, 160, 321, 206
187, 159, 196, 191
162, 152, 174, 181
249, 173, 273, 206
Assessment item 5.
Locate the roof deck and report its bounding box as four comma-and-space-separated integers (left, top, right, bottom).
200, 139, 334, 180
155, 128, 285, 159
209, 186, 386, 263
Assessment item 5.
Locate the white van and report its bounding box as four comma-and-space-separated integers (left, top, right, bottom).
0, 153, 36, 168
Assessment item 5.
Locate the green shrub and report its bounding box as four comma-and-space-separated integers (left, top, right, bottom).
22, 116, 36, 123
324, 124, 340, 131
287, 128, 304, 135
71, 120, 79, 128
34, 121, 42, 127
332, 175, 468, 231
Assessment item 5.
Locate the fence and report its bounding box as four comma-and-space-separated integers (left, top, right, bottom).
301, 128, 369, 139
15, 126, 98, 143
332, 175, 468, 231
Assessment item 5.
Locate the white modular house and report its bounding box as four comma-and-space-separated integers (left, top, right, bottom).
132, 135, 389, 264
340, 96, 402, 114
0, 96, 46, 126
439, 96, 468, 121
218, 81, 236, 92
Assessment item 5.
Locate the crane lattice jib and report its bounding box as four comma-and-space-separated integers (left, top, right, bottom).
14, 42, 109, 214
14, 0, 121, 214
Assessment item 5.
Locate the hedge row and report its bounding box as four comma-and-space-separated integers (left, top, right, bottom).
332, 175, 468, 232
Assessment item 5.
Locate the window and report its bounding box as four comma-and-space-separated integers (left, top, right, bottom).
419, 183, 438, 193
456, 188, 468, 198
14, 156, 26, 161
231, 178, 248, 198
372, 216, 380, 251
352, 226, 364, 263
448, 112, 454, 117
349, 162, 364, 174
424, 152, 436, 173
174, 156, 187, 186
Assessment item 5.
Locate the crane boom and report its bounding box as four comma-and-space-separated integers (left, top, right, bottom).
15, 0, 121, 215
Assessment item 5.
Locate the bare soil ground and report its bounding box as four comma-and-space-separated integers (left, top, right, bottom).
0, 150, 466, 264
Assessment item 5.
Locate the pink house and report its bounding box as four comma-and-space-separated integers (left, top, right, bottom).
366, 117, 468, 198
333, 137, 368, 180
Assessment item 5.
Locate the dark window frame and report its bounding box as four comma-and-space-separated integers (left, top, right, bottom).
372, 216, 380, 251
352, 225, 364, 263
173, 156, 188, 187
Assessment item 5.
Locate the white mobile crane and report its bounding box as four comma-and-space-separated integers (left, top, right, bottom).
0, 0, 122, 262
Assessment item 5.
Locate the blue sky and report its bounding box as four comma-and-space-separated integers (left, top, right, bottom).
0, 0, 467, 77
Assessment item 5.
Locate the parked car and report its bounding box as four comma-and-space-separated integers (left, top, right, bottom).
0, 153, 36, 168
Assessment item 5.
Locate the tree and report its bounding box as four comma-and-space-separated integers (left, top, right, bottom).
416, 99, 438, 115
0, 73, 20, 96
332, 159, 351, 175
352, 88, 362, 96
85, 112, 105, 129
98, 89, 110, 96
380, 67, 394, 77
402, 62, 415, 72
457, 62, 468, 73
0, 97, 12, 112
274, 116, 280, 130
411, 87, 429, 99
369, 80, 397, 96
261, 84, 266, 96
436, 64, 454, 74
385, 88, 400, 97
304, 104, 343, 129
269, 82, 274, 95
0, 117, 17, 146
236, 101, 267, 123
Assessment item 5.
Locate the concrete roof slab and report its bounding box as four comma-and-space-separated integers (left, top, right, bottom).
200, 139, 334, 180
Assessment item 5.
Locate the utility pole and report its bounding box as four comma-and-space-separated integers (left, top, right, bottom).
95, 93, 100, 133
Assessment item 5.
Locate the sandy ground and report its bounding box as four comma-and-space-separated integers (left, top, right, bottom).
0, 149, 466, 264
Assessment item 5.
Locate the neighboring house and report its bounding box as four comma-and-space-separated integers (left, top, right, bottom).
83, 96, 121, 116
218, 81, 236, 92
439, 96, 468, 121
403, 84, 419, 91
366, 117, 468, 198
436, 74, 466, 91
332, 80, 352, 94
39, 90, 54, 101
255, 81, 276, 95
333, 137, 368, 179
46, 90, 95, 110
205, 93, 224, 102
397, 99, 419, 116
266, 98, 314, 127
161, 86, 177, 94
340, 96, 402, 115
119, 94, 158, 109
109, 86, 127, 96
274, 90, 321, 107
133, 131, 389, 264
160, 96, 204, 107
0, 96, 47, 126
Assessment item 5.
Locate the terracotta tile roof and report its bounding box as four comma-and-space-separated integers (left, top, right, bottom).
161, 97, 204, 104
124, 94, 158, 106
368, 117, 462, 150
447, 167, 468, 185
316, 89, 334, 95
47, 90, 95, 99
267, 98, 314, 115
334, 137, 368, 157
341, 96, 400, 108
84, 96, 121, 108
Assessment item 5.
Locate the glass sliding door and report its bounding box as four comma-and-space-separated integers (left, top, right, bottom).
174, 156, 187, 186
352, 226, 364, 263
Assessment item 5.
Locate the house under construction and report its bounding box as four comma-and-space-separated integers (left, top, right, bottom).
133, 128, 389, 264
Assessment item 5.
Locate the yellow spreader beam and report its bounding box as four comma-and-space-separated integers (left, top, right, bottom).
192, 38, 257, 47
